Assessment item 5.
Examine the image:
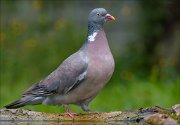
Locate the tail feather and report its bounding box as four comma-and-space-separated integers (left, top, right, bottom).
5, 99, 26, 109
4, 96, 44, 109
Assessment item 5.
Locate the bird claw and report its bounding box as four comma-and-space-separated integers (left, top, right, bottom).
87, 111, 101, 115
64, 112, 76, 118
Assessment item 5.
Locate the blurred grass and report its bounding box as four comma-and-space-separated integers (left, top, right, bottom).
0, 0, 179, 113
0, 77, 179, 113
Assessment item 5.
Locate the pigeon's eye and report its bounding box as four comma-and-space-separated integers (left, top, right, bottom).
96, 13, 100, 16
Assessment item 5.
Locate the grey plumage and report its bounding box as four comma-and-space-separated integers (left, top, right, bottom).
5, 8, 115, 114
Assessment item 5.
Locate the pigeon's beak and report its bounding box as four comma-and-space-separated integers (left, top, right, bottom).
105, 14, 115, 21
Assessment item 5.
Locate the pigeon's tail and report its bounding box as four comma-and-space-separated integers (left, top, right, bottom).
5, 96, 44, 109
5, 99, 26, 109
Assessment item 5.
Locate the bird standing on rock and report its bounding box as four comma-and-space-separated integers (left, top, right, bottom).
5, 8, 115, 117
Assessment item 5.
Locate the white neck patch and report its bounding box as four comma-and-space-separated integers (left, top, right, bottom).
88, 32, 98, 42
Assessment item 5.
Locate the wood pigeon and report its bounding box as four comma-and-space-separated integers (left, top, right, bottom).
5, 8, 115, 117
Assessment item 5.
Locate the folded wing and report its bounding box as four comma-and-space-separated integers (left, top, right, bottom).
23, 51, 88, 97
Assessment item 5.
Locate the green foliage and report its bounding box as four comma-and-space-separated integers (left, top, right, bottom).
0, 19, 178, 111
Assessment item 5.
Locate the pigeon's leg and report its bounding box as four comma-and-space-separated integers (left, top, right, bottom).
81, 103, 100, 115
81, 103, 92, 113
64, 104, 76, 118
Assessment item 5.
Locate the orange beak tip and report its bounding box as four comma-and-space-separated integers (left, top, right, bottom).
111, 16, 115, 21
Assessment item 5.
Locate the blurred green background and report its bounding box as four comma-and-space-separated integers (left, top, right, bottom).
0, 0, 179, 113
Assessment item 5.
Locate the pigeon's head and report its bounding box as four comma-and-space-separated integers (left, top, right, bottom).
88, 8, 115, 26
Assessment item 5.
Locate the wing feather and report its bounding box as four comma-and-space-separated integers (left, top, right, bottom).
23, 51, 88, 97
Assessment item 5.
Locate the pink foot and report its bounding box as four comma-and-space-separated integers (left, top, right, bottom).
64, 104, 76, 118
64, 112, 76, 118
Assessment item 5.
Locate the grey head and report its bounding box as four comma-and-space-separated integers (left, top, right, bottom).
87, 8, 115, 34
